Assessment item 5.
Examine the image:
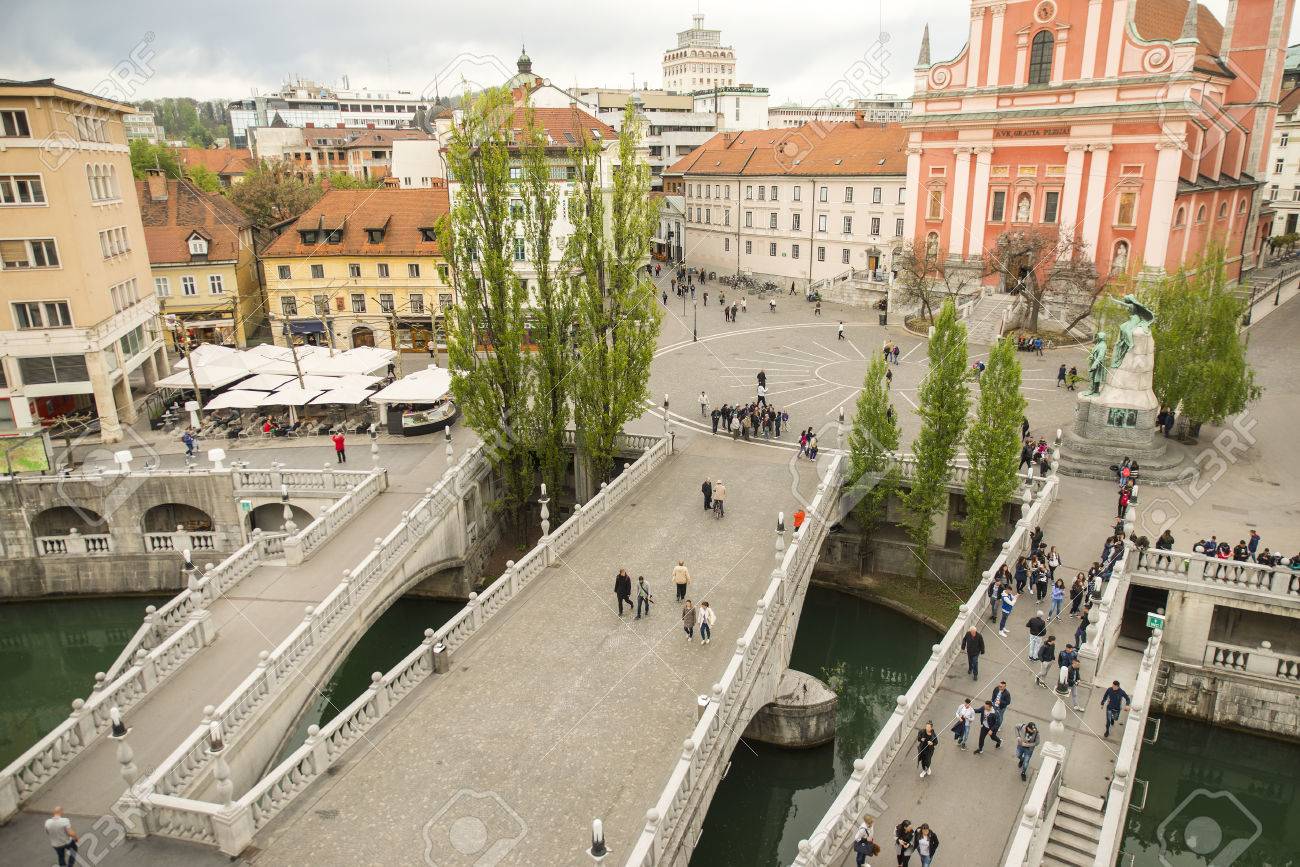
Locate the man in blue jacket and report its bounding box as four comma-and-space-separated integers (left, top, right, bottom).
1100, 680, 1131, 737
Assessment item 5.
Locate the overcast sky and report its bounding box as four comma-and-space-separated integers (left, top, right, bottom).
6, 0, 1296, 107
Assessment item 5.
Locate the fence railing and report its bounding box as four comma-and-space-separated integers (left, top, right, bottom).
790, 474, 1061, 866
1203, 640, 1300, 684
1133, 549, 1300, 606
1001, 749, 1065, 866
625, 455, 844, 866
282, 467, 388, 565
133, 433, 675, 856
35, 531, 113, 556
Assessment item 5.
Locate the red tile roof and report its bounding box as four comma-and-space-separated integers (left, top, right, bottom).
261, 187, 451, 258
136, 178, 251, 264
666, 122, 908, 177
1133, 0, 1224, 60
507, 107, 617, 146
176, 147, 254, 177
1279, 86, 1300, 115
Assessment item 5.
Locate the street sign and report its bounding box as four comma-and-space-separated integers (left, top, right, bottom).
240, 499, 252, 513
1146, 612, 1166, 629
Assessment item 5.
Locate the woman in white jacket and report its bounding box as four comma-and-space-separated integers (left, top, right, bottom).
697, 600, 717, 644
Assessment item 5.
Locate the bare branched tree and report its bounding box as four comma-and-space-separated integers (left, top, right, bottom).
894, 239, 977, 322
982, 229, 1105, 333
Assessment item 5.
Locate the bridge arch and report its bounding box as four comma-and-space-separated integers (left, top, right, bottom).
142, 502, 214, 533
248, 502, 313, 532
31, 505, 105, 537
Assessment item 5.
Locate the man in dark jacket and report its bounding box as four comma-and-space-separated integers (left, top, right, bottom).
614, 570, 633, 616
973, 700, 1002, 754
701, 479, 712, 511
960, 626, 985, 680
990, 681, 1012, 714
1026, 611, 1048, 662
1100, 680, 1132, 737
1034, 636, 1057, 686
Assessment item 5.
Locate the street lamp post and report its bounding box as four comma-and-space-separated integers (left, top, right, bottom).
693, 301, 698, 343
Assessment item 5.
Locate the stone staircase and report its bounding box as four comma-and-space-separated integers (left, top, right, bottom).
1042, 786, 1105, 866
965, 293, 1017, 344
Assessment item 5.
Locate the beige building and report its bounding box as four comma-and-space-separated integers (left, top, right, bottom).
0, 79, 166, 443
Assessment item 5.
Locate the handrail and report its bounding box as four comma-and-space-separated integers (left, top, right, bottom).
1001, 750, 1065, 866
282, 466, 388, 564
1202, 639, 1300, 683
1133, 549, 1300, 606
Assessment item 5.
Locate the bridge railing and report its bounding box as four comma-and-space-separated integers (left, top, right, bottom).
625, 454, 845, 867
133, 433, 674, 856
889, 453, 1046, 493
1000, 749, 1065, 866
1133, 548, 1300, 605
789, 474, 1061, 867
1203, 639, 1300, 684
282, 466, 388, 564
231, 466, 375, 496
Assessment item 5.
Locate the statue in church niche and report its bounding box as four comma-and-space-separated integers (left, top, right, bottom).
1016, 193, 1032, 223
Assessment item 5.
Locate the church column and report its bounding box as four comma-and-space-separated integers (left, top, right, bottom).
949, 147, 973, 260
968, 7, 986, 88
1080, 144, 1112, 258
904, 146, 923, 241
1141, 142, 1186, 271
1105, 0, 1130, 78
986, 4, 1007, 88
1051, 30, 1069, 85
1060, 143, 1088, 252
1081, 0, 1104, 79
967, 146, 993, 258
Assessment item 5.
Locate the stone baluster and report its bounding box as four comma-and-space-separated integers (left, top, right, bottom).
256, 650, 275, 691
467, 592, 481, 630
68, 697, 96, 748
369, 671, 390, 716
302, 605, 317, 645
134, 648, 157, 691
504, 559, 518, 595
304, 724, 329, 775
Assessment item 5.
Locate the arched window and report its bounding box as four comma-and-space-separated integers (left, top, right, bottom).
1218, 202, 1228, 219
1029, 31, 1055, 85
1174, 207, 1186, 228
1238, 197, 1248, 213
1111, 240, 1130, 274
1196, 205, 1206, 223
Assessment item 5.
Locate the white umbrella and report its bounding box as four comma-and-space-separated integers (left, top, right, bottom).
258, 386, 325, 406
157, 364, 249, 389
235, 373, 295, 392
172, 344, 241, 370
203, 390, 268, 410
309, 387, 376, 406
369, 368, 454, 404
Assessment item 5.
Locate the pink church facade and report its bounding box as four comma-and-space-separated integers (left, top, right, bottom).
904, 0, 1296, 283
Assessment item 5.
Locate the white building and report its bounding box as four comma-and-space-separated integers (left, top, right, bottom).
1265, 86, 1300, 237
227, 78, 433, 146
597, 99, 717, 190
390, 138, 448, 188
123, 111, 165, 143
654, 194, 685, 262
663, 14, 737, 94
692, 86, 770, 131
666, 120, 909, 296
768, 96, 912, 128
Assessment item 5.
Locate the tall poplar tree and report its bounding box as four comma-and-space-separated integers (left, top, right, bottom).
846, 355, 900, 541
903, 299, 970, 580
439, 87, 533, 521
565, 103, 661, 484
961, 337, 1026, 584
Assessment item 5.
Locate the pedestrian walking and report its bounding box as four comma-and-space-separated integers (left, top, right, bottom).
915, 725, 938, 778
991, 680, 1012, 714
672, 560, 691, 601
1075, 604, 1092, 648
713, 480, 726, 517
701, 478, 713, 511
426, 339, 435, 358
181, 428, 195, 457
663, 289, 668, 306
1067, 365, 1078, 391
331, 431, 347, 463
1057, 364, 1067, 387
895, 819, 916, 866
1022, 416, 1030, 440
635, 576, 654, 619
1026, 610, 1047, 661
1049, 579, 1066, 620
892, 344, 900, 364
769, 298, 777, 313
1066, 659, 1083, 711
998, 586, 1018, 636
45, 807, 78, 867
703, 290, 709, 306
1015, 722, 1039, 781
614, 569, 633, 615
681, 599, 696, 641
698, 600, 716, 644
960, 626, 985, 680
853, 816, 880, 867
1034, 635, 1058, 686
838, 320, 846, 340
913, 824, 939, 867
973, 700, 1003, 754
710, 408, 720, 435
699, 390, 708, 416
885, 367, 893, 388
814, 300, 822, 316
1100, 680, 1131, 737
951, 699, 975, 750
741, 296, 747, 313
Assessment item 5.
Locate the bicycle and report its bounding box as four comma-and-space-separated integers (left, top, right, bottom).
712, 499, 725, 519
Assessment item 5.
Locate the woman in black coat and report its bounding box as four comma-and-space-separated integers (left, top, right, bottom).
894, 819, 915, 867
915, 723, 938, 777
913, 823, 940, 866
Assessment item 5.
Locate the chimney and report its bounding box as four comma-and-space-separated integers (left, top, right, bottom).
306, 122, 315, 128
145, 168, 168, 202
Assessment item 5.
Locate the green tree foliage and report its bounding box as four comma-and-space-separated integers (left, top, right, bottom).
903, 299, 970, 580
226, 160, 324, 227
184, 164, 221, 193
128, 140, 181, 179
518, 107, 575, 502
961, 338, 1026, 583
322, 171, 382, 190
846, 355, 900, 541
439, 87, 534, 522
136, 97, 231, 145
1144, 246, 1261, 429
564, 103, 662, 484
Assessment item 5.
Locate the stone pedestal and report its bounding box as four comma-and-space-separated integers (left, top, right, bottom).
1059, 329, 1192, 484
742, 669, 837, 748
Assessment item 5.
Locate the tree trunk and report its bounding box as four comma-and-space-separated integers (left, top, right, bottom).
1027, 287, 1042, 332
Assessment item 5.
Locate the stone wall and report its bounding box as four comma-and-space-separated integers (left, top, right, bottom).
0, 554, 205, 599
1156, 660, 1300, 741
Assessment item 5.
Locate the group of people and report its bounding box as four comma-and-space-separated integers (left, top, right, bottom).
1017, 436, 1053, 478
709, 401, 786, 441
1013, 334, 1045, 355
851, 817, 940, 867
1167, 527, 1300, 572
700, 478, 727, 518
613, 561, 721, 644
1055, 364, 1080, 390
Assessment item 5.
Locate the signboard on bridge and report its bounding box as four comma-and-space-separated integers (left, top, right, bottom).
1146, 612, 1166, 630
240, 499, 252, 513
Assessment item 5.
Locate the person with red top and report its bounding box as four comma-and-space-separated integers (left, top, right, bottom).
792, 509, 806, 533
331, 431, 346, 463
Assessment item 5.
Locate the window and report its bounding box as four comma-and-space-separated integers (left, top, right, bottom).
844, 186, 854, 203
437, 265, 449, 282
723, 209, 731, 226
705, 209, 711, 224
872, 187, 882, 204
439, 292, 454, 309
348, 263, 362, 278
324, 229, 342, 244
181, 276, 196, 295
1174, 207, 1186, 227
73, 115, 108, 142
791, 243, 800, 259
1239, 197, 1248, 213
310, 263, 325, 279
1, 110, 31, 137
704, 186, 711, 200
745, 211, 753, 228
770, 185, 778, 200
188, 234, 207, 256
817, 246, 826, 261
927, 187, 943, 220
895, 218, 905, 237
1195, 205, 1205, 223
367, 228, 386, 243
351, 293, 366, 313
715, 184, 721, 198
769, 212, 778, 229
1270, 185, 1279, 201
12, 301, 72, 329
154, 277, 170, 297
744, 240, 752, 254
509, 167, 522, 180
379, 293, 394, 313
1042, 190, 1060, 223
18, 355, 88, 385
209, 274, 224, 294
1028, 31, 1054, 85
408, 263, 421, 278
1218, 202, 1228, 219
514, 238, 526, 260
818, 214, 828, 232
724, 186, 731, 200
841, 248, 851, 264
281, 296, 298, 316
0, 238, 59, 269
0, 174, 46, 205
793, 186, 801, 202
724, 237, 730, 251
769, 242, 777, 257
409, 292, 425, 314
819, 186, 828, 203
898, 187, 907, 204
843, 216, 853, 234
377, 262, 390, 278
99, 227, 130, 258
745, 185, 753, 199
86, 164, 120, 203
870, 217, 881, 236
792, 213, 801, 231
313, 295, 329, 316
758, 186, 766, 201
1275, 158, 1285, 174
1115, 192, 1138, 226
277, 264, 291, 280
1282, 133, 1290, 147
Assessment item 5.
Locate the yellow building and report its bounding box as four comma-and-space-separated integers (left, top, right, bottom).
0, 79, 167, 442
262, 187, 453, 350
137, 172, 265, 348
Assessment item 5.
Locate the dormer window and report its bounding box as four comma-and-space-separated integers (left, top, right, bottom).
419, 227, 437, 242
187, 233, 208, 257
300, 230, 318, 244
325, 229, 342, 244
367, 228, 386, 243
